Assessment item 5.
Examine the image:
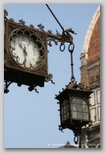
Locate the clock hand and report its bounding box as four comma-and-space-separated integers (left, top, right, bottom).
21, 46, 27, 65
19, 42, 23, 49
19, 43, 28, 64
19, 43, 28, 56
23, 46, 28, 56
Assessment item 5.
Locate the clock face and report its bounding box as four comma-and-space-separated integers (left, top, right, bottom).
10, 34, 41, 70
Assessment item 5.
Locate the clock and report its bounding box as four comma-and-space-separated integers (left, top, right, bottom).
9, 28, 46, 71
5, 20, 49, 88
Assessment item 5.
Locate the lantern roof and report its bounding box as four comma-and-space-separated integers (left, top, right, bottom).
55, 81, 92, 101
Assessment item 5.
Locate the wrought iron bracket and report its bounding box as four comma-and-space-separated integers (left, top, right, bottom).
4, 80, 13, 93
58, 125, 64, 133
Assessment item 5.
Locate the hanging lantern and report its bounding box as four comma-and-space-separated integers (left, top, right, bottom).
55, 81, 92, 143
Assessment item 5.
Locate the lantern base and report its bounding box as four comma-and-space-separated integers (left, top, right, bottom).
59, 119, 92, 134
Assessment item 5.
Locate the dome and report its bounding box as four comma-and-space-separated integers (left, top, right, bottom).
80, 6, 100, 88
81, 6, 100, 62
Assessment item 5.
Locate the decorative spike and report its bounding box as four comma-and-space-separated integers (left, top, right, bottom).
19, 19, 25, 25
4, 9, 8, 19
47, 40, 52, 47
58, 125, 64, 133
4, 9, 8, 16
35, 88, 39, 93
9, 18, 14, 22
47, 30, 52, 34
30, 24, 34, 28
78, 83, 84, 89
49, 73, 53, 79
51, 79, 55, 84
65, 85, 68, 88
45, 73, 53, 82
37, 24, 44, 30
56, 30, 61, 36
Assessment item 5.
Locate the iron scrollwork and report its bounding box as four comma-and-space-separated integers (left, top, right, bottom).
36, 22, 76, 53
4, 80, 13, 94
46, 28, 76, 53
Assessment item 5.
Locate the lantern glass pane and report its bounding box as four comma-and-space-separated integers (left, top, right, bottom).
61, 99, 69, 123
71, 104, 76, 111
77, 104, 83, 112
77, 112, 83, 119
71, 97, 89, 121
83, 113, 89, 120
66, 112, 69, 119
71, 111, 77, 118
82, 104, 88, 112
64, 106, 66, 114
62, 116, 64, 122
61, 108, 64, 116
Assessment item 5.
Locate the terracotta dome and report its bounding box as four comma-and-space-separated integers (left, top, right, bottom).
80, 6, 100, 88
81, 6, 100, 63
87, 13, 100, 62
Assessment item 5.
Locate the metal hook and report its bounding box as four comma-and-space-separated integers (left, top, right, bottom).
60, 43, 65, 52
68, 43, 75, 53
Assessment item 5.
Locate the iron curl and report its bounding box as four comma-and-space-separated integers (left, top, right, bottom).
59, 43, 65, 52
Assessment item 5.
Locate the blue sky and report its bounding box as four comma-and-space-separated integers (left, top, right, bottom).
4, 3, 99, 148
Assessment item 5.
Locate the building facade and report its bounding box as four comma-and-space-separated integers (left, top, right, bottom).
80, 6, 100, 148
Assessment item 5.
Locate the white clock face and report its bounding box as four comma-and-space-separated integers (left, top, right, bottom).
10, 34, 40, 70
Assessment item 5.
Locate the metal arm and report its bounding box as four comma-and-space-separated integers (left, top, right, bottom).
45, 4, 65, 32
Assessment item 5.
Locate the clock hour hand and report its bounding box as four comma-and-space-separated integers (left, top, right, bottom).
23, 46, 28, 56
19, 42, 23, 49
19, 43, 28, 56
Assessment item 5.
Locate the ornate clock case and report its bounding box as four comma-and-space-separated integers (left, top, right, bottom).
4, 19, 49, 87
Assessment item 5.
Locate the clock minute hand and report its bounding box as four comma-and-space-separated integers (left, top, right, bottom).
22, 46, 28, 64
